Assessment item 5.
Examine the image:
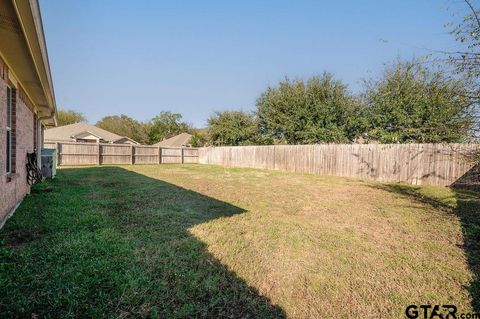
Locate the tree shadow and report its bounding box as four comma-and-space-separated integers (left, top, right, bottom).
367, 182, 480, 312
0, 166, 285, 318
453, 163, 480, 192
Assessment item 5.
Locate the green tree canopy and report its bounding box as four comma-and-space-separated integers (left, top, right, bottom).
57, 109, 87, 126
363, 60, 475, 143
96, 115, 149, 144
189, 128, 208, 147
256, 74, 366, 144
148, 111, 191, 144
207, 111, 262, 146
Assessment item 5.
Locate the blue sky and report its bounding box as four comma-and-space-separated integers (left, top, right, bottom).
41, 0, 462, 127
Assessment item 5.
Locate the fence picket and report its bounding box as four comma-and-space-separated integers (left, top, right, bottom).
43, 142, 199, 166
198, 144, 479, 186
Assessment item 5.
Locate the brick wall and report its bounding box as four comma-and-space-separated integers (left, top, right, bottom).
0, 59, 35, 222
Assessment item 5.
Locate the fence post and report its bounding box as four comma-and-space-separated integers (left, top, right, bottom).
98, 144, 101, 165
181, 147, 184, 164
273, 145, 276, 170
131, 145, 134, 165
158, 147, 162, 164
55, 142, 60, 166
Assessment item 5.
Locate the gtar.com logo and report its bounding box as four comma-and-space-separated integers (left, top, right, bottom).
405, 305, 457, 319
405, 305, 480, 319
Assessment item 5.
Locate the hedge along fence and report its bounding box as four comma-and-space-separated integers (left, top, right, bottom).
43, 142, 199, 166
198, 143, 480, 186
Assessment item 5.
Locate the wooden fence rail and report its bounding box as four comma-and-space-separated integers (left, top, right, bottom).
44, 142, 199, 166
198, 144, 480, 186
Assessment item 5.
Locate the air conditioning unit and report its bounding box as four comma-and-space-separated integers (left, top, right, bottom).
41, 148, 57, 178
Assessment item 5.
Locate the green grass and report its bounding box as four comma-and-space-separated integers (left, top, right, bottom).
0, 164, 478, 318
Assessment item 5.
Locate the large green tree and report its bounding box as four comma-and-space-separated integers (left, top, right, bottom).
207, 111, 262, 146
445, 0, 480, 141
363, 60, 475, 143
256, 74, 366, 144
57, 109, 87, 126
96, 115, 149, 144
148, 111, 191, 144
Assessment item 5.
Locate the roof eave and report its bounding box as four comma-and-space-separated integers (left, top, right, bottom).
11, 0, 57, 126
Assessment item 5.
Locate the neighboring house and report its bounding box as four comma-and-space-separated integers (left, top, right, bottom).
0, 0, 57, 223
153, 133, 192, 148
113, 136, 139, 145
44, 123, 139, 145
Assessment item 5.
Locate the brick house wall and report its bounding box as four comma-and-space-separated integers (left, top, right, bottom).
0, 59, 35, 222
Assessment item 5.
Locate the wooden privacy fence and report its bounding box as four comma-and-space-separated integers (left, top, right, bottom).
43, 142, 199, 166
198, 144, 480, 186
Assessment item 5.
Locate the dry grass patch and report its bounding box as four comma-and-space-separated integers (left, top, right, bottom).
131, 165, 478, 318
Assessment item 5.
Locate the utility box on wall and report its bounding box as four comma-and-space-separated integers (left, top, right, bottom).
41, 148, 57, 178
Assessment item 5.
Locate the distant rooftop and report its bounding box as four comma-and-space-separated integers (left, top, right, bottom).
44, 122, 138, 144
153, 133, 192, 147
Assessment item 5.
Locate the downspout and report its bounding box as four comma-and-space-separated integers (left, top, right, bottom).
36, 111, 55, 168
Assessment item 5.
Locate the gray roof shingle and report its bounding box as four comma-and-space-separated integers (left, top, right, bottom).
153, 133, 192, 147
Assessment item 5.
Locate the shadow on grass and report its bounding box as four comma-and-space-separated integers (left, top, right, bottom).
368, 183, 480, 312
0, 166, 285, 318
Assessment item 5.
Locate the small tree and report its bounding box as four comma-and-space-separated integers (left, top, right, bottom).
207, 111, 262, 146
189, 129, 207, 147
96, 115, 149, 144
256, 74, 366, 144
363, 60, 475, 143
444, 0, 480, 167
148, 111, 191, 144
447, 1, 480, 87
57, 109, 87, 126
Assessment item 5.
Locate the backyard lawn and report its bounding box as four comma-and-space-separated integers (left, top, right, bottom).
0, 164, 479, 318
